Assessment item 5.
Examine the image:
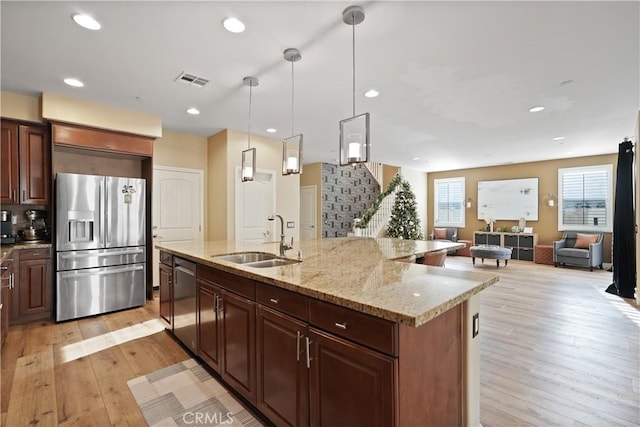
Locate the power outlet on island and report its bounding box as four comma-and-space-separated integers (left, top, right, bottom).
287, 221, 295, 228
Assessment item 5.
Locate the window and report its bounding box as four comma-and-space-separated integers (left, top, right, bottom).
434, 177, 465, 227
558, 165, 613, 232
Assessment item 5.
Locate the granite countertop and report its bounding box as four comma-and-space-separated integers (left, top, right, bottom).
156, 237, 498, 327
1, 242, 52, 263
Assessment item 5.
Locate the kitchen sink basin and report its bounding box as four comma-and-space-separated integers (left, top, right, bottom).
212, 252, 278, 264
244, 258, 301, 268
212, 252, 301, 268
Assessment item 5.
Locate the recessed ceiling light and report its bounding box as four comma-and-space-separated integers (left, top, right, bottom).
186, 107, 200, 115
412, 157, 421, 161
266, 128, 276, 133
553, 136, 565, 141
72, 14, 101, 30
222, 17, 245, 33
63, 78, 84, 88
364, 89, 379, 98
528, 106, 545, 113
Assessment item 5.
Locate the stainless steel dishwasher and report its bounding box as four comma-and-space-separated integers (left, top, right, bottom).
173, 257, 197, 353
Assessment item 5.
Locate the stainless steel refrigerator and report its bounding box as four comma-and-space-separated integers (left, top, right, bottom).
55, 173, 146, 321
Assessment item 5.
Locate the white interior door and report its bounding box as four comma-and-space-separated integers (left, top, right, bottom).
300, 185, 317, 240
152, 166, 203, 287
235, 169, 275, 243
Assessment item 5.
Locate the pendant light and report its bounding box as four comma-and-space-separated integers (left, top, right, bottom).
241, 76, 259, 182
282, 48, 303, 176
339, 5, 370, 166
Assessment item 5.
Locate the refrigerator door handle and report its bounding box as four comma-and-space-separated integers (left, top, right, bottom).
58, 247, 144, 259
58, 264, 144, 278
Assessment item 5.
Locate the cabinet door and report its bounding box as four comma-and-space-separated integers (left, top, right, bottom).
220, 289, 256, 404
309, 328, 396, 427
159, 263, 173, 327
198, 282, 221, 372
18, 125, 50, 204
257, 306, 309, 427
1, 284, 8, 345
14, 258, 51, 323
1, 122, 19, 204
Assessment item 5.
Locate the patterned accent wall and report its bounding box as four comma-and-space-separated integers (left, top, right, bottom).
321, 163, 381, 238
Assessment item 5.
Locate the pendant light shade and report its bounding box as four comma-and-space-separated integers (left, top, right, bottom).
339, 5, 370, 166
242, 76, 259, 182
282, 48, 303, 175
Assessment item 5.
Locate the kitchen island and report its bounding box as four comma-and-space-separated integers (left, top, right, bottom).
156, 237, 498, 427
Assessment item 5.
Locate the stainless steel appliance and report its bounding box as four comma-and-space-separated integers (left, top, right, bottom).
1, 210, 15, 245
55, 173, 146, 321
173, 257, 197, 353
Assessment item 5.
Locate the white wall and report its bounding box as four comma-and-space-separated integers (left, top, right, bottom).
401, 167, 428, 238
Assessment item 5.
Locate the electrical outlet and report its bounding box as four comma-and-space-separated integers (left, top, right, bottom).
287, 221, 295, 228
472, 313, 479, 338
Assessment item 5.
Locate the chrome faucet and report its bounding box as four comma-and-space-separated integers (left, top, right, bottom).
268, 213, 293, 256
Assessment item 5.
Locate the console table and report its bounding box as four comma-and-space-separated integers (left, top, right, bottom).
473, 231, 538, 262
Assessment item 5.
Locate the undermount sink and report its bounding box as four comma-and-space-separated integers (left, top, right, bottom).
212, 252, 301, 268
212, 252, 277, 264
244, 258, 301, 268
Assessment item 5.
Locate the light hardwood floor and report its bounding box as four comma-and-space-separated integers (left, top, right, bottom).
1, 257, 638, 426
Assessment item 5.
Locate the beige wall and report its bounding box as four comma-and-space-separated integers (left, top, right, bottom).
207, 130, 229, 240
383, 164, 401, 189
427, 153, 617, 261
41, 92, 162, 137
1, 91, 41, 122
300, 163, 322, 239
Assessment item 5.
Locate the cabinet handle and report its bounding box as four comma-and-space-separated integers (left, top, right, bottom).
269, 298, 279, 304
22, 190, 25, 202
305, 336, 313, 369
12, 189, 16, 201
334, 322, 348, 330
296, 331, 303, 362
9, 273, 14, 289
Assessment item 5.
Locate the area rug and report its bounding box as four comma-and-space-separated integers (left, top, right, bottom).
127, 359, 263, 427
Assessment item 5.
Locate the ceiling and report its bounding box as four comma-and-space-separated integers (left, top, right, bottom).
1, 1, 638, 172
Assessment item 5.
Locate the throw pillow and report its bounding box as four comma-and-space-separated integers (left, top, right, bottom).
574, 233, 598, 249
433, 228, 448, 240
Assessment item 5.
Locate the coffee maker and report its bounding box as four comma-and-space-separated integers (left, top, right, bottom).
18, 210, 48, 243
1, 210, 16, 244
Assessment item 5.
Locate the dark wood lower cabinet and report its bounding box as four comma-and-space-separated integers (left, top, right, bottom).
308, 328, 396, 427
11, 248, 51, 325
220, 289, 256, 404
179, 263, 464, 427
257, 306, 309, 427
198, 280, 221, 371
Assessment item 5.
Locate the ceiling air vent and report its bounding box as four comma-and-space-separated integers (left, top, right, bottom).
175, 71, 209, 88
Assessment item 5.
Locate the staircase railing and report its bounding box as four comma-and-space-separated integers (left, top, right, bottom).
364, 161, 383, 187
354, 174, 402, 238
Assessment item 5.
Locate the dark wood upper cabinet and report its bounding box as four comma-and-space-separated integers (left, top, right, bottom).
1, 122, 20, 204
19, 125, 50, 204
0, 121, 49, 205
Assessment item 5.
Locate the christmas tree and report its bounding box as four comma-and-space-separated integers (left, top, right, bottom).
387, 180, 424, 240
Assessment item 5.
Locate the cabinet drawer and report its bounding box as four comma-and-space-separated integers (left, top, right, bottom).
18, 248, 50, 261
518, 248, 534, 261
519, 235, 534, 249
503, 235, 518, 247
308, 299, 397, 356
197, 264, 255, 300
256, 284, 308, 321
160, 251, 173, 266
